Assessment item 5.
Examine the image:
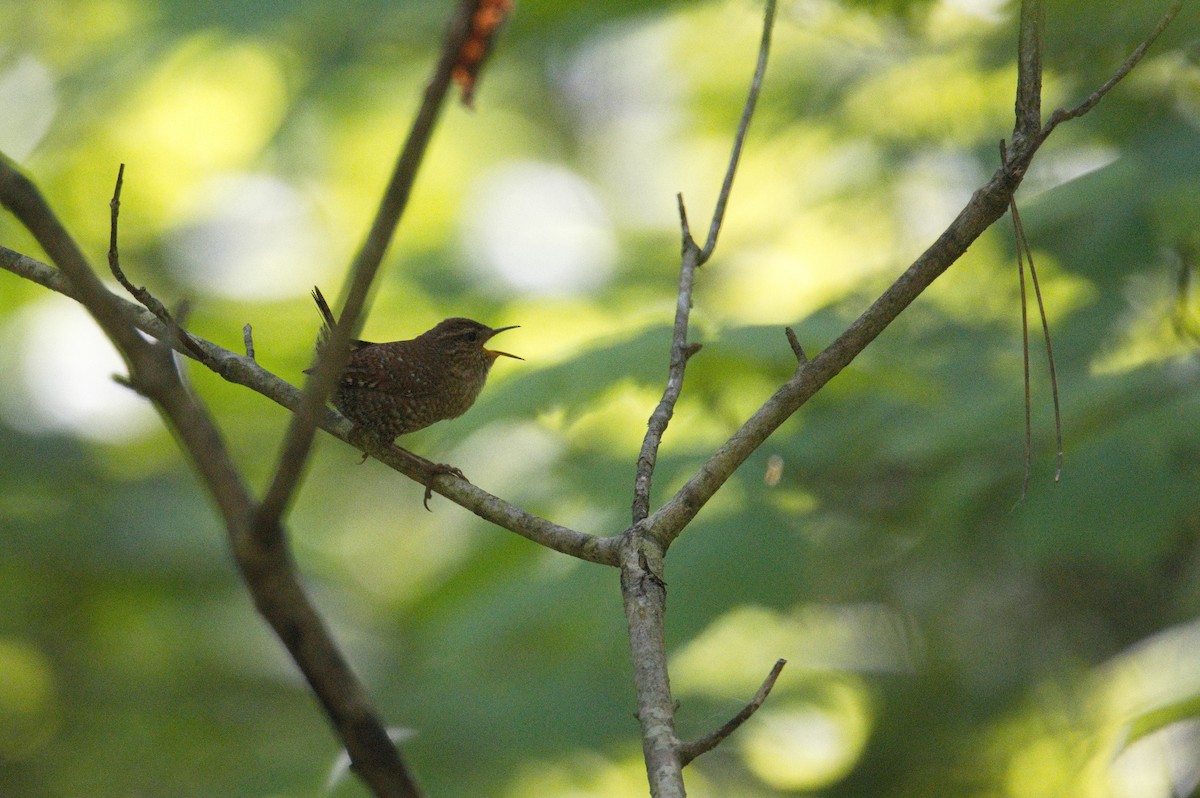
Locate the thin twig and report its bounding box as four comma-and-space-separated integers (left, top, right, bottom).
1002, 139, 1063, 497
700, 0, 776, 261
255, 0, 485, 536
785, 327, 808, 364
630, 0, 776, 526
631, 198, 703, 524
106, 164, 210, 364
1040, 0, 1184, 139
1015, 190, 1034, 501
243, 323, 256, 360
679, 658, 787, 767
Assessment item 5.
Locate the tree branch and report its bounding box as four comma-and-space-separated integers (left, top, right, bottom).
620, 533, 682, 797
679, 658, 786, 767
1040, 0, 1183, 140
623, 4, 778, 795
1013, 0, 1043, 142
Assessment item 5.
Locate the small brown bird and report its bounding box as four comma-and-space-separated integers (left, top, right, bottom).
310, 285, 522, 447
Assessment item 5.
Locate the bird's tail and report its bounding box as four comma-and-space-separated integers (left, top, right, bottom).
312, 285, 337, 347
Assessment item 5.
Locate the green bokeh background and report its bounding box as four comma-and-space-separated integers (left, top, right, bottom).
2, 1, 1200, 796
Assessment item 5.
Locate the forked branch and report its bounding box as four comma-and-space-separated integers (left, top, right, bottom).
642, 0, 1184, 553
623, 4, 779, 797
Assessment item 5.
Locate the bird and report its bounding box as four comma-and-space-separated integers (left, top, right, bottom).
308, 286, 522, 504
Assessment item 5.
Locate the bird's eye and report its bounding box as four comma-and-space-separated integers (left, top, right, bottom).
465, 330, 479, 342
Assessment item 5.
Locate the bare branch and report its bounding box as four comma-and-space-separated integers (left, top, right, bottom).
625, 6, 779, 794
105, 164, 211, 365
1013, 0, 1044, 141
679, 658, 787, 767
1040, 0, 1184, 138
243, 323, 256, 360
631, 0, 776, 526
619, 533, 683, 798
632, 204, 703, 524
700, 0, 776, 261
785, 327, 807, 364
255, 0, 485, 537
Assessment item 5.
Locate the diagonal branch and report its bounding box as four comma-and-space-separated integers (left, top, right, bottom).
679, 658, 787, 767
631, 0, 776, 526
1040, 0, 1183, 139
255, 0, 484, 536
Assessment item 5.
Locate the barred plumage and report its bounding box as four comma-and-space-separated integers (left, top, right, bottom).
309, 286, 520, 443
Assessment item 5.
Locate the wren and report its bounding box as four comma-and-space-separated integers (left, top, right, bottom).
309, 286, 521, 447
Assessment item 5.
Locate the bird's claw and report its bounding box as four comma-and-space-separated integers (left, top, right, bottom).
421, 462, 466, 511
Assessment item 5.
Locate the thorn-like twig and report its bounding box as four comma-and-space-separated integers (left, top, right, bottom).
677, 193, 696, 254
679, 658, 787, 767
785, 327, 807, 364
106, 164, 210, 365
243, 324, 256, 360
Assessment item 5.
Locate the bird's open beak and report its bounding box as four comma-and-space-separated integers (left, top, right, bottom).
485, 325, 523, 360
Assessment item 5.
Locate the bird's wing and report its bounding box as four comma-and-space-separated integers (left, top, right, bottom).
340, 345, 447, 400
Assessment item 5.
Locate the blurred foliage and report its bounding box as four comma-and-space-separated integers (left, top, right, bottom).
2, 0, 1200, 796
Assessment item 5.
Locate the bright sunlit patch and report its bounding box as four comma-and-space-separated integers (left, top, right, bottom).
0, 297, 158, 443
940, 0, 1007, 18
842, 52, 1014, 144
1092, 268, 1198, 374
0, 55, 57, 160
463, 161, 617, 296
168, 173, 328, 300
560, 19, 686, 227
929, 0, 1008, 37
111, 35, 288, 223
503, 750, 699, 798
740, 688, 873, 791
673, 604, 918, 700
895, 149, 986, 247
1110, 720, 1200, 798
1019, 146, 1121, 200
